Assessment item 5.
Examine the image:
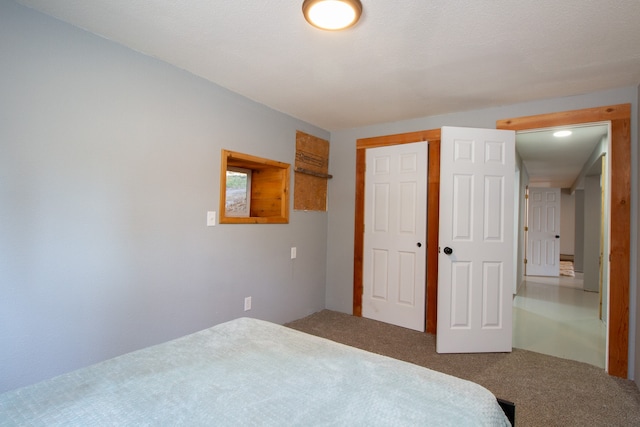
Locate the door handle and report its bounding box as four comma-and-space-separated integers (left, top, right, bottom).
555, 235, 560, 238
417, 242, 422, 248
443, 247, 453, 255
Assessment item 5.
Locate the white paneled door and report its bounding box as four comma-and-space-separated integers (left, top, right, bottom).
526, 187, 561, 277
437, 126, 515, 353
363, 142, 427, 332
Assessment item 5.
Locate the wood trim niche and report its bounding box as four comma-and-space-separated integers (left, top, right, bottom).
352, 103, 630, 378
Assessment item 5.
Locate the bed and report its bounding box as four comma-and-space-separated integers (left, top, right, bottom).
0, 317, 511, 426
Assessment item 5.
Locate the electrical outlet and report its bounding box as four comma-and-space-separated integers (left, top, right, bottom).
244, 296, 251, 311
291, 247, 297, 259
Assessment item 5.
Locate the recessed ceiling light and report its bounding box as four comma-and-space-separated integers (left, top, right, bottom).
553, 130, 572, 138
302, 0, 363, 31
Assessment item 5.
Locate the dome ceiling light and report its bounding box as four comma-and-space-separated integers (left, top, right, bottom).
553, 130, 573, 138
302, 0, 363, 31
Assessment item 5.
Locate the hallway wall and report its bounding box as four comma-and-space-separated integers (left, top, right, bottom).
560, 191, 576, 256
583, 175, 602, 292
574, 190, 585, 272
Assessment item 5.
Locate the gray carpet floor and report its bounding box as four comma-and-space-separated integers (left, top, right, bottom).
285, 310, 640, 426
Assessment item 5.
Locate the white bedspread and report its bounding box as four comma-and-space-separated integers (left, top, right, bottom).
0, 317, 510, 426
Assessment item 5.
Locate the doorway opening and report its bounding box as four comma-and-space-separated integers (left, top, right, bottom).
514, 123, 610, 368
497, 103, 630, 378
514, 122, 610, 368
352, 103, 630, 378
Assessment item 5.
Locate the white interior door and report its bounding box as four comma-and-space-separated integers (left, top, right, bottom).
526, 187, 561, 277
437, 126, 515, 353
363, 142, 427, 332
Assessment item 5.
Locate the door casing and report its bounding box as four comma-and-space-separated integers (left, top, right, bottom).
354, 130, 440, 333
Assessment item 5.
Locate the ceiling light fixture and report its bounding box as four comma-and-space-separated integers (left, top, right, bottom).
553, 130, 572, 138
302, 0, 363, 31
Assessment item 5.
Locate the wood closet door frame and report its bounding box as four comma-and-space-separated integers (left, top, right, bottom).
354, 130, 440, 334
353, 103, 630, 378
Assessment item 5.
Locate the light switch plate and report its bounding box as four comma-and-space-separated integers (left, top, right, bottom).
291, 247, 297, 259
207, 211, 216, 226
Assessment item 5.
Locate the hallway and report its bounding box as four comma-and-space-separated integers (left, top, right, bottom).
513, 273, 606, 368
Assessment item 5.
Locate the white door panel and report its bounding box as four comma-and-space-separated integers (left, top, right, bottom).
437, 126, 515, 353
527, 188, 561, 276
363, 142, 427, 332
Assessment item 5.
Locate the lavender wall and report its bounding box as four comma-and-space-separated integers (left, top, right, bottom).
0, 1, 328, 393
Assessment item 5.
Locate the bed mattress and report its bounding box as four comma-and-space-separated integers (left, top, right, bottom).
0, 317, 510, 426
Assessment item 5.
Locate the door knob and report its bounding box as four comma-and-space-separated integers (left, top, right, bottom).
417, 242, 422, 248
444, 247, 453, 255
555, 235, 560, 238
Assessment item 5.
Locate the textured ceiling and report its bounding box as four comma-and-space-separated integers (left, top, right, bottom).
17, 0, 640, 131
15, 0, 640, 187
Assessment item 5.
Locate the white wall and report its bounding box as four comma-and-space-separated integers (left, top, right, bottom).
574, 190, 585, 272
560, 191, 576, 256
327, 87, 638, 379
583, 175, 602, 292
602, 153, 611, 325
0, 2, 329, 393
515, 153, 529, 293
